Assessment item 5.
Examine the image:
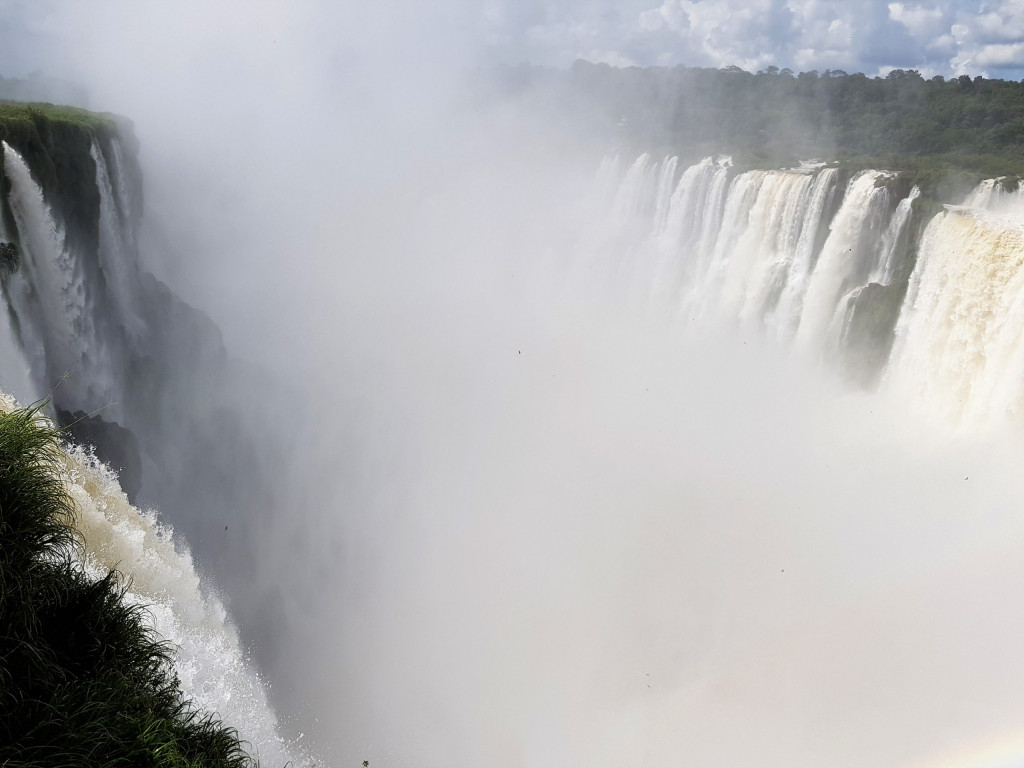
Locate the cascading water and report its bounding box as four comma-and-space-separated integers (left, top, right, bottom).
91, 139, 145, 341
870, 185, 920, 286
589, 156, 912, 355
0, 122, 301, 763
795, 170, 893, 351
8, 113, 1024, 767
589, 153, 1024, 426
2, 140, 118, 411
771, 167, 839, 338
0, 391, 306, 766
888, 204, 1024, 425
655, 155, 731, 305
961, 177, 1024, 212
721, 170, 814, 324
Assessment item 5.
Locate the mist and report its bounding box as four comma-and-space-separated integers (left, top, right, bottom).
5, 3, 1024, 767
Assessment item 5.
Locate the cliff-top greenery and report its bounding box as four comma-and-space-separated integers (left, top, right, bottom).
493, 61, 1024, 192
0, 405, 257, 768
0, 101, 119, 132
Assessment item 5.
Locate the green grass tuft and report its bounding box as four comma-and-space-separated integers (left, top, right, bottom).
0, 102, 119, 132
0, 405, 259, 767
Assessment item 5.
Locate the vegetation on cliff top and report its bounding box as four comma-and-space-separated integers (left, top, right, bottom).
0, 100, 141, 279
491, 61, 1024, 188
0, 102, 119, 132
0, 405, 257, 768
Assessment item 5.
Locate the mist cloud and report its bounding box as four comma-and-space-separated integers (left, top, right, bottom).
2, 2, 1024, 767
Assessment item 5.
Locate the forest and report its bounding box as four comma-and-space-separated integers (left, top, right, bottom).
490, 61, 1024, 184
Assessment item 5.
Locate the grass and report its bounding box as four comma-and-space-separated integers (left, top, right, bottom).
0, 405, 258, 767
0, 102, 120, 132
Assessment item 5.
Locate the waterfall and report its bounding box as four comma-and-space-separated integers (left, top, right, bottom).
0, 123, 298, 763
590, 156, 910, 355
0, 390, 307, 766
91, 139, 146, 341
721, 170, 815, 323
654, 155, 731, 304
651, 155, 678, 234
870, 185, 920, 286
961, 177, 1024, 212
2, 140, 118, 410
794, 171, 892, 350
609, 153, 656, 227
771, 168, 839, 339
0, 298, 36, 404
687, 166, 765, 320
9, 123, 1024, 765
592, 152, 1024, 426
888, 207, 1024, 425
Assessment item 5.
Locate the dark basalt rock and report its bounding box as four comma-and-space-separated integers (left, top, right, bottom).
56, 409, 143, 503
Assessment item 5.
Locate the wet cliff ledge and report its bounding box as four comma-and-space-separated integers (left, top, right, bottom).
0, 405, 256, 767
0, 102, 141, 262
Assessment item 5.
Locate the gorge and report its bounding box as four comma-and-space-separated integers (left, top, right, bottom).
3, 86, 1024, 767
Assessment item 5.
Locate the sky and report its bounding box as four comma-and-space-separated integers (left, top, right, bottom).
0, 1, 1023, 84
477, 0, 1024, 78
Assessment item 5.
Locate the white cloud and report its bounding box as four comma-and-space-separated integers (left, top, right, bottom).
472, 0, 1024, 80
944, 1, 1024, 74
968, 8, 1024, 42
638, 0, 691, 33
888, 2, 947, 37
973, 41, 1024, 67
927, 32, 958, 56
627, 0, 800, 70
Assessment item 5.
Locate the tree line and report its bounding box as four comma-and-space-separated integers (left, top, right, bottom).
488, 61, 1024, 177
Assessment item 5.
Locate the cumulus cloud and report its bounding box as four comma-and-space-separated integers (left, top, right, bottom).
948, 1, 1024, 73
888, 2, 948, 38
974, 41, 1024, 67
5, 0, 1024, 81
3, 0, 1024, 80
475, 0, 1024, 79
678, 0, 797, 71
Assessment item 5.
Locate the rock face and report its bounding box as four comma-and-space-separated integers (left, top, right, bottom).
0, 104, 282, 667
0, 104, 224, 503
56, 408, 143, 501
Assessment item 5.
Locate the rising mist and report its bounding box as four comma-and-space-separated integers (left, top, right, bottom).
3, 3, 1024, 767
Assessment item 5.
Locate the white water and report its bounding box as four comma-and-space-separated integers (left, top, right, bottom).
591, 152, 1024, 428
588, 157, 912, 355
92, 139, 145, 341
771, 167, 839, 338
795, 170, 892, 350
888, 206, 1024, 425
870, 185, 920, 286
0, 390, 308, 767
2, 141, 117, 410
0, 138, 309, 766
0, 304, 36, 405
0, 192, 37, 404
7, 131, 1024, 768
961, 177, 1024, 212
70, 454, 306, 767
